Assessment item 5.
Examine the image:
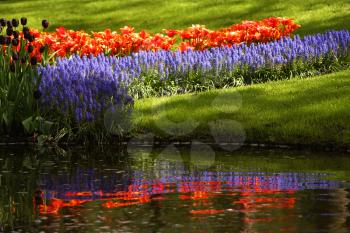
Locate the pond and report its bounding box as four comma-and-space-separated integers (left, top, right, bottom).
0, 145, 349, 232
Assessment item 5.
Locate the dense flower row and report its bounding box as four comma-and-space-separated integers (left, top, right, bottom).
128, 29, 350, 98
38, 30, 350, 124
0, 17, 49, 64
41, 26, 176, 57
165, 17, 300, 51
1, 17, 299, 65
32, 17, 299, 57
37, 55, 132, 123
129, 30, 349, 79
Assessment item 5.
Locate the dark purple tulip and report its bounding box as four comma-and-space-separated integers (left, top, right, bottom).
11, 18, 19, 27
12, 52, 19, 61
28, 35, 34, 42
42, 19, 49, 29
13, 30, 19, 39
6, 26, 13, 36
27, 45, 34, 53
12, 38, 19, 46
24, 33, 30, 40
23, 26, 30, 35
0, 18, 6, 27
0, 35, 4, 45
6, 20, 12, 27
21, 56, 27, 64
5, 36, 10, 45
39, 46, 45, 53
30, 56, 37, 65
20, 17, 27, 26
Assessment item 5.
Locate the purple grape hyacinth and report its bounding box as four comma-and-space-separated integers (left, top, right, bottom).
38, 54, 132, 123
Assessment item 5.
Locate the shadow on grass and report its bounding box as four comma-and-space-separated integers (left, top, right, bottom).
0, 0, 349, 35
297, 14, 350, 36
135, 70, 350, 146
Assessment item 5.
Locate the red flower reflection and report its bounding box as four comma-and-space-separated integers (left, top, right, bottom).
36, 175, 298, 219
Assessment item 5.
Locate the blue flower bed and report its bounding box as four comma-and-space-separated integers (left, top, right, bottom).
38, 55, 132, 124
128, 30, 350, 97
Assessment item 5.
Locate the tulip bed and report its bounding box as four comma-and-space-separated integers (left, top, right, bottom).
14, 17, 301, 58
0, 16, 350, 143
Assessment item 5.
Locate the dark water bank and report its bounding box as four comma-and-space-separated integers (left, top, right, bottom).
0, 145, 350, 232
1, 137, 350, 154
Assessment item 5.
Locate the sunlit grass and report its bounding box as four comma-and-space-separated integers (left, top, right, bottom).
133, 69, 350, 148
0, 0, 349, 35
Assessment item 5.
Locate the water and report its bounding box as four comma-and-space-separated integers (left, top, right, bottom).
0, 145, 350, 232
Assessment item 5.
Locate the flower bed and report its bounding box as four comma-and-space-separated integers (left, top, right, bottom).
39, 30, 349, 99
129, 29, 349, 97
165, 17, 300, 51
36, 30, 350, 136
0, 17, 299, 59
41, 17, 299, 57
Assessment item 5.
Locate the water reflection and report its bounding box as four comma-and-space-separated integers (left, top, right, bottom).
0, 146, 350, 232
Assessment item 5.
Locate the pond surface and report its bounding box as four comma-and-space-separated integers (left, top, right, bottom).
0, 145, 350, 233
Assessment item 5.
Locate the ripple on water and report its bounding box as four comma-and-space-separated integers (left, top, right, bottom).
1, 147, 350, 232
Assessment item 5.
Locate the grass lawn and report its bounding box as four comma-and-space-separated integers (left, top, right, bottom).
132, 69, 350, 148
0, 0, 349, 36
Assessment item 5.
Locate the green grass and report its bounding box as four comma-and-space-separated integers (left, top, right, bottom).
132, 69, 350, 148
0, 0, 349, 36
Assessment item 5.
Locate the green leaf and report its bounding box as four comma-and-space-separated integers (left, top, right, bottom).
37, 135, 48, 146
22, 116, 34, 133
2, 113, 8, 126
22, 156, 34, 170
40, 120, 55, 135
